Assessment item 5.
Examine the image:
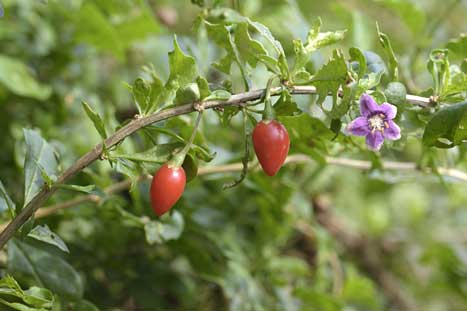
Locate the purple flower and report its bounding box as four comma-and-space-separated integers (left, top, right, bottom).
347, 94, 401, 151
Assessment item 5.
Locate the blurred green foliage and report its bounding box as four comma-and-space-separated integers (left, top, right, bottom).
0, 0, 466, 310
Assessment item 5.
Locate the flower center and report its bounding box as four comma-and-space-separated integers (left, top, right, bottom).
368, 113, 388, 133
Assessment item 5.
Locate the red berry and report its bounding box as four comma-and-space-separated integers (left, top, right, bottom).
150, 164, 186, 216
252, 120, 290, 176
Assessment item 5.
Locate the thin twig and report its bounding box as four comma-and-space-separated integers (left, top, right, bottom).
0, 86, 436, 248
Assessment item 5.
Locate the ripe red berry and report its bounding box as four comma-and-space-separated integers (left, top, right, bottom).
252, 120, 290, 176
150, 163, 186, 216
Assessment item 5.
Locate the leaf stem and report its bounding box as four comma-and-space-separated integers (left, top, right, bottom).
169, 111, 203, 168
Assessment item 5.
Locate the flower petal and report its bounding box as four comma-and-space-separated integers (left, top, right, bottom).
366, 131, 385, 151
347, 117, 370, 136
379, 103, 397, 120
384, 120, 401, 140
360, 94, 378, 117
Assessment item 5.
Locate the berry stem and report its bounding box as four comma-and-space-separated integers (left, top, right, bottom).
263, 76, 277, 121
169, 111, 203, 168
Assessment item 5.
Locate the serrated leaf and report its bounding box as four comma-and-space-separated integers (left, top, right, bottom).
7, 239, 83, 300
377, 24, 398, 80
0, 55, 51, 100
310, 49, 348, 117
442, 65, 467, 99
23, 129, 58, 207
81, 101, 107, 139
159, 37, 199, 108
0, 180, 15, 217
27, 225, 69, 253
423, 101, 467, 148
167, 37, 198, 89
292, 18, 346, 76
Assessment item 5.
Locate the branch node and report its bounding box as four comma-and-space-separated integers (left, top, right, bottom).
193, 101, 205, 112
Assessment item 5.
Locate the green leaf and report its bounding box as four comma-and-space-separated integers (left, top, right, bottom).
349, 47, 367, 80
292, 18, 346, 76
73, 3, 124, 60
310, 49, 348, 116
0, 275, 54, 310
183, 153, 199, 183
27, 225, 69, 253
443, 64, 467, 99
205, 21, 244, 75
111, 143, 183, 164
234, 22, 279, 74
23, 129, 58, 207
196, 76, 211, 99
131, 78, 151, 114
7, 239, 84, 300
0, 55, 51, 100
273, 90, 301, 116
156, 37, 199, 109
376, 23, 398, 80
427, 49, 450, 96
131, 72, 165, 114
167, 36, 198, 90
0, 180, 15, 217
364, 51, 387, 75
377, 0, 426, 35
175, 83, 201, 106
81, 101, 107, 139
446, 34, 467, 57
358, 71, 384, 94
422, 101, 467, 148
